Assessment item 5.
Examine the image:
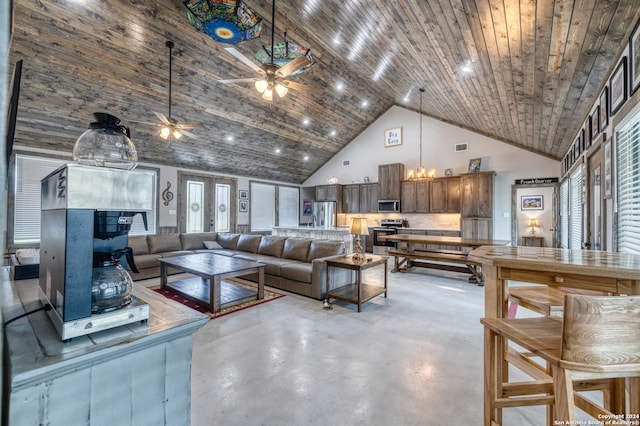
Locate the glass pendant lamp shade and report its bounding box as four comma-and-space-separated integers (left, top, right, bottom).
262, 88, 273, 100
173, 130, 182, 139
255, 79, 268, 93
160, 127, 171, 139
274, 83, 288, 98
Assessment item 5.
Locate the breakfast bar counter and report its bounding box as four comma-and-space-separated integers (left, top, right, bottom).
0, 268, 209, 426
272, 226, 353, 253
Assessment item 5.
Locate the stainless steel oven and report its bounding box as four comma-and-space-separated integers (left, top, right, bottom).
372, 219, 404, 254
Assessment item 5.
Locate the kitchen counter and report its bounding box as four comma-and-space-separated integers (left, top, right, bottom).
272, 226, 354, 253
1, 268, 209, 426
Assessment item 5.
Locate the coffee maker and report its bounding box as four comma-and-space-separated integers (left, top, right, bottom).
39, 163, 154, 340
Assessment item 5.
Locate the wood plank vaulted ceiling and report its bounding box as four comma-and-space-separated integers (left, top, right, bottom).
9, 0, 640, 184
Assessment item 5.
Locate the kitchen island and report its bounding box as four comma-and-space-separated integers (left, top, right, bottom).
1, 268, 208, 426
272, 226, 354, 253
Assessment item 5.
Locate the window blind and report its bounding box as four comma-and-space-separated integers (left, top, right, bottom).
250, 182, 276, 232
13, 154, 156, 243
560, 179, 569, 248
569, 167, 583, 250
616, 109, 640, 254
278, 186, 299, 227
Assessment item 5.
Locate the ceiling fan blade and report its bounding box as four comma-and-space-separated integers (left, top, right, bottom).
176, 123, 204, 129
224, 47, 264, 74
153, 111, 171, 126
281, 80, 322, 95
276, 54, 313, 78
218, 77, 259, 84
178, 129, 199, 140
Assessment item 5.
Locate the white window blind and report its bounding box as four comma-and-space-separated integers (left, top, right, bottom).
278, 186, 299, 227
560, 179, 569, 249
569, 167, 583, 250
250, 182, 276, 232
14, 155, 65, 243
616, 109, 640, 254
13, 154, 156, 243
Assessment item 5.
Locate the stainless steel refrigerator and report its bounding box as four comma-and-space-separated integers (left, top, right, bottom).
312, 201, 337, 228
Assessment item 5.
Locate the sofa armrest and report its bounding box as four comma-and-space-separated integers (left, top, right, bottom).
310, 255, 353, 300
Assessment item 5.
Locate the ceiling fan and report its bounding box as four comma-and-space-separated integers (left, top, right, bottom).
153, 40, 203, 142
218, 0, 318, 100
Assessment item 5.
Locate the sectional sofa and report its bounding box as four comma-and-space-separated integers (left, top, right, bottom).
127, 232, 350, 300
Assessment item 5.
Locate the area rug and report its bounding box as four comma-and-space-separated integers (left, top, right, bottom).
151, 278, 285, 320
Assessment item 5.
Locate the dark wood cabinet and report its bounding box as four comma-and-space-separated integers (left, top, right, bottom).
461, 172, 494, 218
359, 183, 379, 213
342, 184, 360, 213
429, 177, 460, 213
401, 180, 430, 213
316, 184, 343, 211
379, 163, 405, 200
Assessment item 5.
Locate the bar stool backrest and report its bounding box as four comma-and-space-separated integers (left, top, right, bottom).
560, 294, 640, 373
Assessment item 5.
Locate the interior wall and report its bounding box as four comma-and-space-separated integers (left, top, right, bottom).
514, 186, 556, 246
303, 106, 560, 240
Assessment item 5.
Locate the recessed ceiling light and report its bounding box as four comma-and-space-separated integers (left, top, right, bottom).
226, 136, 234, 142
275, 148, 281, 154
303, 155, 309, 161
361, 100, 369, 107
461, 63, 473, 73
330, 130, 337, 137
333, 37, 341, 45
336, 82, 344, 91
303, 118, 310, 125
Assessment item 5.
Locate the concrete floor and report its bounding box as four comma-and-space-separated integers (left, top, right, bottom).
185, 263, 577, 426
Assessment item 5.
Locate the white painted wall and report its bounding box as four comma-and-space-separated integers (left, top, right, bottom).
303, 106, 560, 240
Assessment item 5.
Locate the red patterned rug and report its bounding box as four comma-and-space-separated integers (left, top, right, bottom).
152, 279, 285, 320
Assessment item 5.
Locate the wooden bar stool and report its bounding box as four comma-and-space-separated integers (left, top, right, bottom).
508, 286, 567, 318
481, 294, 640, 425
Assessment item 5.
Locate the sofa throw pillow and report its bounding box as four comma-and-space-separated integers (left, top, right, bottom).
203, 240, 223, 250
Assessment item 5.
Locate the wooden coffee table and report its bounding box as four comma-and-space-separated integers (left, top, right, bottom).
159, 253, 265, 314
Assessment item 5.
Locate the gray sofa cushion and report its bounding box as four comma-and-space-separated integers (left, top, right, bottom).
282, 238, 312, 262
236, 234, 262, 253
148, 234, 182, 254
128, 235, 149, 255
217, 233, 240, 249
308, 240, 344, 261
257, 236, 286, 257
280, 262, 312, 283
180, 232, 218, 250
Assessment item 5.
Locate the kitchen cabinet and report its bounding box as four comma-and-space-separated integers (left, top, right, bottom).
461, 172, 494, 218
342, 184, 360, 213
359, 183, 379, 213
316, 184, 343, 212
378, 163, 405, 201
430, 177, 460, 213
461, 218, 492, 240
401, 180, 430, 213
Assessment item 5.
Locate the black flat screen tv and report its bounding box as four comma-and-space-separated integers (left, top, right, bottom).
6, 59, 23, 172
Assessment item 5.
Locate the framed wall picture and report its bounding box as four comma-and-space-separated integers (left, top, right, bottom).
521, 195, 543, 210
468, 158, 481, 172
302, 199, 313, 216
239, 200, 248, 212
384, 127, 402, 147
610, 56, 627, 116
604, 140, 612, 199
444, 168, 454, 176
630, 17, 640, 95
590, 105, 600, 143
599, 86, 609, 132
239, 190, 249, 199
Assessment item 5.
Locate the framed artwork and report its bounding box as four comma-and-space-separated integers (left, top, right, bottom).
468, 158, 481, 172
239, 200, 248, 212
590, 105, 600, 143
630, 17, 640, 95
610, 56, 627, 116
521, 195, 543, 210
604, 140, 612, 199
384, 127, 402, 147
444, 168, 454, 176
302, 199, 313, 215
239, 190, 249, 199
599, 87, 609, 132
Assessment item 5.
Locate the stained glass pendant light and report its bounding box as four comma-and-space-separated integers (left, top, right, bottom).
184, 0, 262, 44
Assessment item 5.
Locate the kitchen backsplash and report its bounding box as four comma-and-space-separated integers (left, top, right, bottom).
340, 213, 461, 230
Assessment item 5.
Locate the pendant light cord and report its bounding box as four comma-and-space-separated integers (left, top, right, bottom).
168, 41, 173, 119
419, 88, 424, 168
270, 0, 275, 63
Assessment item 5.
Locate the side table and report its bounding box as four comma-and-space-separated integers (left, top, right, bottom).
324, 254, 388, 312
521, 236, 545, 247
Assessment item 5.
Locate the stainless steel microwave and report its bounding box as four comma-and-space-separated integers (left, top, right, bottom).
378, 200, 400, 212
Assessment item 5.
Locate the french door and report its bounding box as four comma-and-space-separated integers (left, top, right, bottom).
178, 172, 237, 233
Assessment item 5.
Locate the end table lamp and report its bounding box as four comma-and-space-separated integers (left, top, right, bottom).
350, 217, 369, 262
528, 218, 539, 236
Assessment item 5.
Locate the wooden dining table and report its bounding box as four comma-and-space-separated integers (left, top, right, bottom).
382, 234, 510, 284
468, 245, 640, 424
